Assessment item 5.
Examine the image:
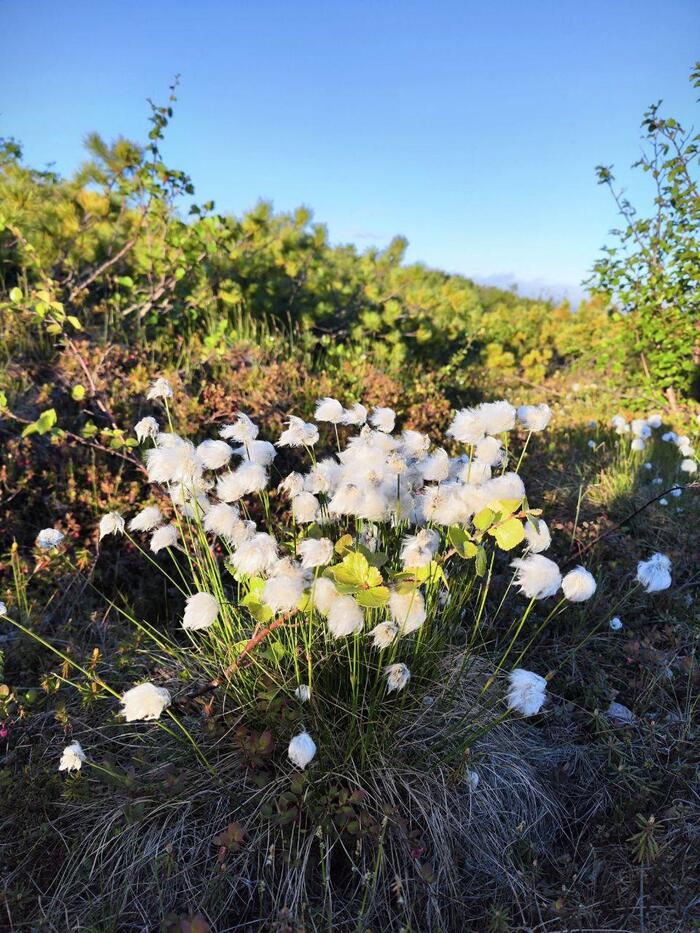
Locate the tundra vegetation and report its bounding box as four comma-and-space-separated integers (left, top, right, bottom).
0, 69, 698, 932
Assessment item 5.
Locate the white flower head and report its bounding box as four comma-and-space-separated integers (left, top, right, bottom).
524, 518, 551, 553
292, 492, 320, 524
219, 414, 259, 444
196, 439, 233, 470
128, 505, 163, 533
134, 416, 159, 442
294, 684, 311, 702
483, 472, 526, 503
401, 429, 430, 460
369, 407, 396, 433
146, 377, 173, 401
630, 418, 649, 437
203, 502, 240, 539
389, 589, 426, 635
342, 402, 367, 426
327, 594, 364, 638
120, 682, 171, 722
263, 566, 305, 613
420, 447, 450, 482
315, 397, 344, 424
561, 566, 597, 602
369, 621, 398, 649
299, 537, 334, 569
232, 439, 277, 466
288, 731, 316, 769
99, 512, 125, 540
230, 532, 279, 577
37, 528, 64, 549
630, 438, 646, 452
680, 458, 697, 474
310, 577, 339, 614
507, 668, 547, 716
475, 435, 505, 467
146, 440, 202, 487
59, 741, 86, 772
278, 415, 319, 448
478, 400, 516, 435
279, 472, 305, 498
647, 414, 663, 429
661, 431, 677, 442
150, 524, 179, 553
400, 528, 440, 568
511, 554, 562, 599
609, 616, 623, 631
447, 407, 485, 445
636, 553, 672, 593
517, 403, 552, 432
384, 662, 411, 693
216, 462, 268, 501
182, 592, 220, 631
0, 601, 7, 616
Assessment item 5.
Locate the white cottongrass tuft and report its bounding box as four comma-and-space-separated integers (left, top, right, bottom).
636, 553, 672, 593
342, 402, 367, 426
294, 684, 311, 702
134, 416, 159, 442
230, 533, 279, 577
232, 439, 277, 466
310, 577, 339, 614
219, 413, 259, 443
146, 439, 201, 486
561, 566, 597, 602
59, 741, 86, 772
475, 435, 505, 466
327, 595, 364, 638
279, 472, 305, 498
263, 566, 305, 613
0, 602, 7, 616
647, 414, 663, 429
477, 400, 516, 435
277, 416, 319, 448
196, 439, 233, 470
216, 461, 268, 501
291, 492, 320, 524
298, 537, 334, 569
150, 524, 179, 553
680, 458, 697, 474
128, 505, 163, 533
511, 554, 562, 600
384, 662, 411, 693
182, 592, 220, 631
369, 621, 398, 649
314, 397, 344, 423
447, 407, 485, 445
400, 528, 440, 568
420, 447, 450, 481
203, 502, 240, 539
517, 403, 552, 432
120, 682, 171, 722
609, 616, 623, 631
507, 668, 547, 716
99, 512, 125, 540
389, 589, 426, 635
36, 528, 65, 549
146, 377, 173, 401
630, 438, 645, 452
369, 407, 396, 433
288, 731, 317, 769
524, 518, 551, 553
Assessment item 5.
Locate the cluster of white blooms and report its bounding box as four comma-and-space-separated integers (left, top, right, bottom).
510, 555, 597, 603
611, 413, 698, 473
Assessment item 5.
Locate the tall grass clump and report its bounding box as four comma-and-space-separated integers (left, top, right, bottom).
9, 389, 652, 930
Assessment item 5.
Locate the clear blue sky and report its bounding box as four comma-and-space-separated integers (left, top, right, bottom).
2, 0, 698, 302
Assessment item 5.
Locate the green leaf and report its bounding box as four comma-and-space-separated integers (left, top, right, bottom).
473, 507, 495, 531
334, 534, 353, 555
492, 517, 525, 551
22, 408, 57, 437
66, 315, 82, 330
9, 287, 22, 303
71, 385, 86, 402
355, 586, 390, 609
448, 525, 478, 559
475, 546, 487, 578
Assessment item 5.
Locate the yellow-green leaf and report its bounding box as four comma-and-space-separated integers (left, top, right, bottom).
493, 517, 525, 551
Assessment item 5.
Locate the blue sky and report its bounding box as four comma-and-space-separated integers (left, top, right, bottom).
2, 0, 698, 302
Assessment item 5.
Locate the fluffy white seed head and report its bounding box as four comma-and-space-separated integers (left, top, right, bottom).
636, 553, 672, 593
420, 447, 450, 482
294, 684, 311, 702
447, 408, 485, 445
216, 462, 268, 501
298, 537, 334, 569
524, 518, 551, 553
475, 435, 505, 466
263, 566, 306, 612
219, 413, 259, 443
384, 662, 411, 693
310, 577, 339, 614
315, 397, 344, 424
59, 741, 86, 772
128, 505, 163, 533
203, 502, 240, 539
230, 533, 279, 577
196, 439, 234, 470
561, 566, 597, 602
609, 616, 623, 631
507, 668, 547, 716
36, 528, 65, 549
278, 416, 319, 448
517, 403, 552, 432
150, 524, 179, 553
478, 400, 516, 435
279, 472, 305, 498
182, 592, 220, 631
389, 589, 426, 635
369, 621, 399, 649
292, 492, 320, 524
327, 595, 364, 638
342, 402, 367, 426
232, 440, 277, 466
680, 458, 697, 474
511, 554, 562, 599
120, 682, 171, 722
146, 377, 173, 401
631, 438, 646, 452
99, 512, 125, 540
134, 416, 159, 442
369, 407, 396, 433
288, 731, 316, 769
400, 529, 440, 568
